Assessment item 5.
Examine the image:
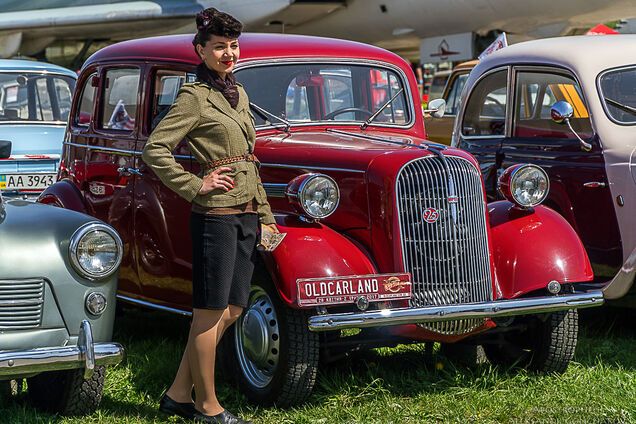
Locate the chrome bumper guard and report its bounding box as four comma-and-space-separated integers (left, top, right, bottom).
0, 320, 124, 378
308, 290, 604, 332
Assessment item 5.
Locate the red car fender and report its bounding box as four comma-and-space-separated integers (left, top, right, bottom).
38, 179, 88, 214
264, 214, 378, 308
488, 201, 593, 299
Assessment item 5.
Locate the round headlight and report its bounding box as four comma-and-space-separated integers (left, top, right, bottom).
286, 173, 340, 219
498, 164, 550, 208
69, 223, 123, 280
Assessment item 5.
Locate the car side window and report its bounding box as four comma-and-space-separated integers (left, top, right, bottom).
150, 70, 196, 130
461, 70, 507, 137
75, 73, 97, 127
445, 73, 468, 115
514, 71, 593, 139
100, 68, 140, 131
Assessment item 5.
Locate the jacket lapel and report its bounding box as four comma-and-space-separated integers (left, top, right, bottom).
206, 89, 249, 137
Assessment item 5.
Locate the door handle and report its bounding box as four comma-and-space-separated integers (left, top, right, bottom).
583, 182, 606, 188
117, 167, 142, 176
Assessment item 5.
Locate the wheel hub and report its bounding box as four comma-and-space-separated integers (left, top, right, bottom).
235, 286, 281, 388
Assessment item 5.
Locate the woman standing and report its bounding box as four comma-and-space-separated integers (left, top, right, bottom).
142, 7, 277, 424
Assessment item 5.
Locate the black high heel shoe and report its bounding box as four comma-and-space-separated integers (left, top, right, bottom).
158, 393, 197, 419
193, 409, 252, 424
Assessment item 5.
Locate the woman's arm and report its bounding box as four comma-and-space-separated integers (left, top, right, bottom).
141, 85, 203, 202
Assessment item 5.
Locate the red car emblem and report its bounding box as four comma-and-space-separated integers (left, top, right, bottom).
422, 207, 440, 223
448, 195, 459, 203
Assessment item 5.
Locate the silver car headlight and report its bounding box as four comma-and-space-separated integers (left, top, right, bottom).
69, 223, 123, 280
498, 164, 550, 208
286, 173, 340, 219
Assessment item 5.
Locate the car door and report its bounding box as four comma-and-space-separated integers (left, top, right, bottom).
133, 66, 197, 311
455, 67, 509, 199
500, 67, 622, 279
83, 66, 142, 297
425, 69, 470, 145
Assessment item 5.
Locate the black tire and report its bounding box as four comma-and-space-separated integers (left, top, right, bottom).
485, 309, 578, 373
227, 283, 319, 406
28, 365, 106, 415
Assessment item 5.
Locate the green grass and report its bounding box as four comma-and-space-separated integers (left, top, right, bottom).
2, 307, 636, 423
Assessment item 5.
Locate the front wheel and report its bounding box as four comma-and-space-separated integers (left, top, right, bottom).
485, 309, 578, 373
227, 284, 319, 406
28, 366, 106, 415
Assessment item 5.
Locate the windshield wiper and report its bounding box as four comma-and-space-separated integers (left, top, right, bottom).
360, 87, 404, 130
249, 102, 291, 133
604, 97, 636, 116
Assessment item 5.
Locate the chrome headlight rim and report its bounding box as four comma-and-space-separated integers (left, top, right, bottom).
499, 164, 550, 208
286, 173, 340, 220
69, 222, 123, 280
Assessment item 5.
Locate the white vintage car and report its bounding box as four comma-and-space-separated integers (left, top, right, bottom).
452, 35, 636, 303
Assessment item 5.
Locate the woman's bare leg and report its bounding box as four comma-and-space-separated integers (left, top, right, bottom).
165, 305, 244, 411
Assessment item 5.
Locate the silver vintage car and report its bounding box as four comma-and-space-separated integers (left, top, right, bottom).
0, 191, 124, 415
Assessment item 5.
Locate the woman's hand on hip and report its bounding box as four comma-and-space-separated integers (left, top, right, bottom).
198, 166, 234, 195
261, 223, 279, 234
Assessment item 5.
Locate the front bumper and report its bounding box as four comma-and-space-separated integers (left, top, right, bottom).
0, 320, 124, 379
308, 289, 604, 332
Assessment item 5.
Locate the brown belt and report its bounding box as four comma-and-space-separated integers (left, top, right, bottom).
205, 153, 257, 169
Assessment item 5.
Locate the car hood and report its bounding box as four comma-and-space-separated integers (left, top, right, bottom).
0, 200, 98, 276
255, 129, 444, 171
0, 124, 66, 157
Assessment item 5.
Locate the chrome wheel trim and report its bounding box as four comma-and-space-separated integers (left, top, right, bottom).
234, 286, 281, 388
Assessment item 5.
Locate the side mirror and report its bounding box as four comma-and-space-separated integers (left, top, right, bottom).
550, 101, 592, 152
550, 100, 573, 123
424, 98, 446, 118
0, 140, 11, 159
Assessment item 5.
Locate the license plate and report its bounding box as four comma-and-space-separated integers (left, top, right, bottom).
296, 273, 412, 306
0, 173, 56, 191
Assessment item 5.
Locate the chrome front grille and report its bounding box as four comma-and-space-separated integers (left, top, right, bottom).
396, 155, 492, 334
0, 279, 44, 330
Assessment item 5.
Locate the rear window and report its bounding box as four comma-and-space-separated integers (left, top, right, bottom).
599, 66, 636, 125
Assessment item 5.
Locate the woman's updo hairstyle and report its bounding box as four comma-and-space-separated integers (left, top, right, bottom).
192, 7, 243, 52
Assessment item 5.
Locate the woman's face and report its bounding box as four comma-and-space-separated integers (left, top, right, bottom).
197, 35, 240, 77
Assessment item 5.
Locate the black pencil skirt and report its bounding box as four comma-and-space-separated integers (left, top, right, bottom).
190, 212, 259, 310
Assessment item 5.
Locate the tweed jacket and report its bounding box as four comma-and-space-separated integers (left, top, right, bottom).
142, 81, 275, 225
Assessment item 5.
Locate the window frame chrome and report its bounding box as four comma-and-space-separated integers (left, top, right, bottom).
234, 58, 416, 130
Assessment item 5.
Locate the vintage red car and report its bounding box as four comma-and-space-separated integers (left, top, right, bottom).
40, 33, 611, 406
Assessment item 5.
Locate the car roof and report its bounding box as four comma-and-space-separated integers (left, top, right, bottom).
0, 59, 77, 78
476, 35, 636, 79
83, 33, 410, 70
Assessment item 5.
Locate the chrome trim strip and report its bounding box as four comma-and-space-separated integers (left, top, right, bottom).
117, 294, 192, 317
263, 183, 287, 198
63, 142, 190, 160
235, 58, 416, 131
260, 162, 365, 173
0, 299, 43, 307
0, 321, 124, 377
308, 290, 604, 331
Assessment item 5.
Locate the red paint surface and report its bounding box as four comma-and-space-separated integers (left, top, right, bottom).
488, 201, 594, 298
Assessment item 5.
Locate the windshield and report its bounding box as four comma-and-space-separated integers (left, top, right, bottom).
0, 72, 75, 123
599, 66, 636, 125
236, 63, 411, 127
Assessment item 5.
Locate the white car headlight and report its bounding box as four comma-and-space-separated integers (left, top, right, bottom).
286, 173, 340, 219
498, 164, 550, 208
69, 223, 123, 280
